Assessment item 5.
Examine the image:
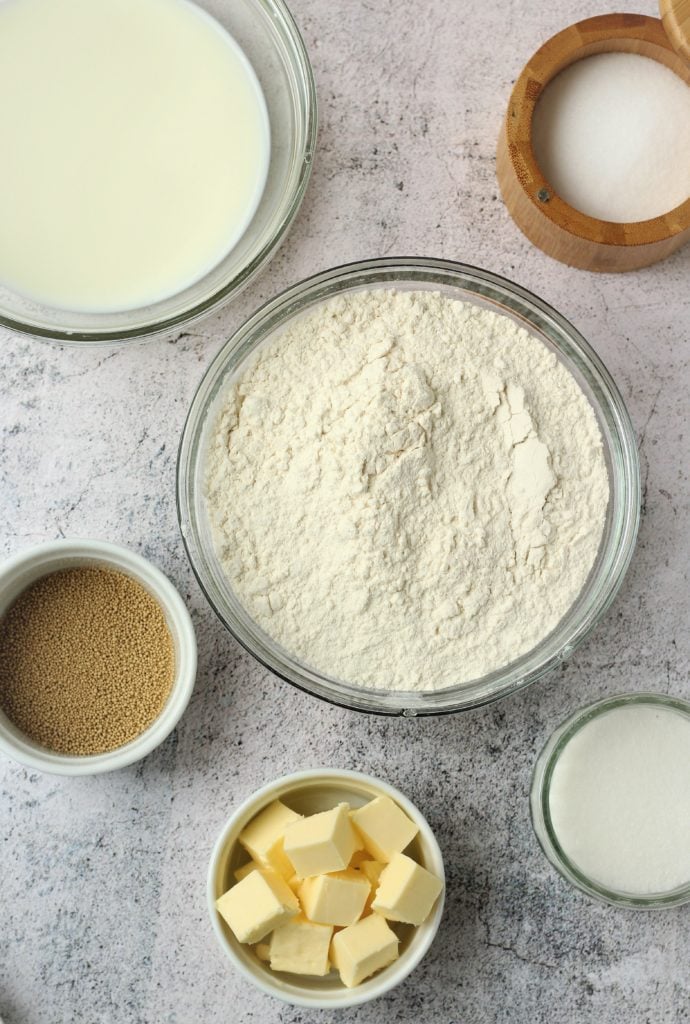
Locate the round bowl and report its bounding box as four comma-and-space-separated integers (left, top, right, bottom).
497, 14, 690, 271
530, 692, 690, 908
177, 257, 640, 716
0, 539, 197, 775
207, 768, 445, 1008
0, 0, 316, 344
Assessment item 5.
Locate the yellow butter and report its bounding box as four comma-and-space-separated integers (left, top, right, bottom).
254, 941, 271, 963
350, 796, 418, 863
358, 860, 385, 915
330, 913, 399, 987
299, 869, 370, 927
371, 852, 443, 925
359, 860, 385, 886
283, 803, 362, 877
269, 915, 333, 976
234, 859, 259, 883
349, 849, 371, 869
286, 873, 302, 895
263, 837, 295, 881
238, 799, 302, 866
215, 868, 299, 944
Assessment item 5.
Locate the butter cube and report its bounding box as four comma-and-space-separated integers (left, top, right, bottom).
299, 869, 370, 927
330, 913, 399, 987
350, 796, 418, 862
254, 942, 271, 962
215, 868, 299, 944
358, 860, 385, 915
283, 803, 362, 877
349, 849, 372, 869
263, 837, 295, 881
234, 859, 259, 883
239, 800, 302, 866
269, 916, 333, 976
286, 874, 302, 895
371, 852, 443, 925
359, 859, 385, 887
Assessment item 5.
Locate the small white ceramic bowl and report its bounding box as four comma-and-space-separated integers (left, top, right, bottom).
207, 768, 445, 1009
0, 539, 197, 775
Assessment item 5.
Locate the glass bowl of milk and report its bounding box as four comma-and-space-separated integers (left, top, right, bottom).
531, 692, 690, 908
0, 0, 316, 342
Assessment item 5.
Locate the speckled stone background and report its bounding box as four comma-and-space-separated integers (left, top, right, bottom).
1, 0, 688, 1021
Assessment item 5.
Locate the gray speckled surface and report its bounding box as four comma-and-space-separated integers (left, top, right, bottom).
1, 0, 689, 1021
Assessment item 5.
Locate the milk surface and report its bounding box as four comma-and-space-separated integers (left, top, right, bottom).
549, 704, 690, 894
0, 0, 270, 312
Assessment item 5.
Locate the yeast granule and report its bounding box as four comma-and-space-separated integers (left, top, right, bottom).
0, 566, 175, 755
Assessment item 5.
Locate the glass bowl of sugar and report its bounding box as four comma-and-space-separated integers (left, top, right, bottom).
177, 257, 640, 715
530, 692, 690, 908
0, 0, 316, 343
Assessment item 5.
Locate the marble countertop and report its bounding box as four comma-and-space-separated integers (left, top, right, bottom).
1, 0, 688, 1021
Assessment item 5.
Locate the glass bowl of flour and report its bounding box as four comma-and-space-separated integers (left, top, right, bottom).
178, 258, 640, 714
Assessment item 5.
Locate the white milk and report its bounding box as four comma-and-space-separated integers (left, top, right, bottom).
532, 53, 690, 223
548, 704, 690, 894
0, 0, 270, 312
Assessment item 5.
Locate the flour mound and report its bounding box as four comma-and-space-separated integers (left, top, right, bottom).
205, 290, 609, 691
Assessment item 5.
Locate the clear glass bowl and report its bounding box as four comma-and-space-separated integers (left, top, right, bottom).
530, 692, 690, 908
0, 0, 316, 344
177, 258, 640, 715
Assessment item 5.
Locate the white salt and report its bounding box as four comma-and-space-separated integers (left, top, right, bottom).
548, 703, 690, 895
532, 53, 690, 222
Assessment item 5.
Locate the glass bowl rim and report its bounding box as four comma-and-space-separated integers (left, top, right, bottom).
530, 690, 690, 908
0, 0, 317, 345
177, 255, 641, 716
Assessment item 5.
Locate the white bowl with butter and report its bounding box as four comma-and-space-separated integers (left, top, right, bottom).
207, 769, 445, 1008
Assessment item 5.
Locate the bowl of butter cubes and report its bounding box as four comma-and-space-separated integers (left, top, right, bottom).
207, 768, 445, 1008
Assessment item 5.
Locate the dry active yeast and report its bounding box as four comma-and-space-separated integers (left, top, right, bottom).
0, 567, 174, 755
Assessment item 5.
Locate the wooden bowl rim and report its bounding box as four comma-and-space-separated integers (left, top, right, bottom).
505, 12, 690, 246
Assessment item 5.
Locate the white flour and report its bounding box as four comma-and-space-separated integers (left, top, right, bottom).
205, 290, 609, 691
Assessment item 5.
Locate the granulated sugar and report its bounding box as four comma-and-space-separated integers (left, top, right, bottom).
548, 704, 690, 894
205, 290, 609, 691
532, 52, 690, 223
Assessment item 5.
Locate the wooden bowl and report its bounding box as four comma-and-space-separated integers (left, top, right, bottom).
497, 14, 690, 271
661, 0, 690, 62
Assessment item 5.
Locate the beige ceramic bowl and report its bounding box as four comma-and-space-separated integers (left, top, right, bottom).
207, 768, 445, 1008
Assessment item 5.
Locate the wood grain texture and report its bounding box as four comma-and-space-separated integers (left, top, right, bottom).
661, 0, 690, 61
497, 14, 690, 272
